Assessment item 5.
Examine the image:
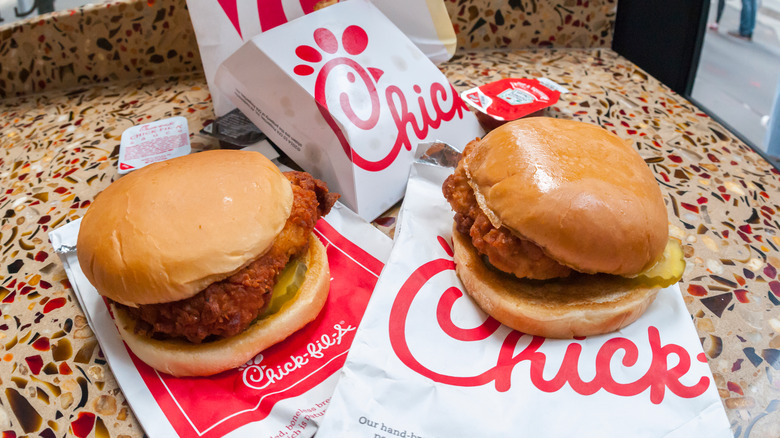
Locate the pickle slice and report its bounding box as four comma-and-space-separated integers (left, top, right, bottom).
260, 258, 308, 318
630, 238, 685, 288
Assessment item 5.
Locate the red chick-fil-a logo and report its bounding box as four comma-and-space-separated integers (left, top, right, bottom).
388, 236, 711, 404
240, 323, 356, 390
290, 26, 470, 171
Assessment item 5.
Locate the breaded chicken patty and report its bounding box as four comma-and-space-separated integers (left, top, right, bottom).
442, 141, 572, 280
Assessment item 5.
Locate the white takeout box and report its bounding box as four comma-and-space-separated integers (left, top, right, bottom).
215, 0, 484, 221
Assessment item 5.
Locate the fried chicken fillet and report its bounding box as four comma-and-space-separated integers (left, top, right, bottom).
118, 171, 339, 343
442, 140, 572, 280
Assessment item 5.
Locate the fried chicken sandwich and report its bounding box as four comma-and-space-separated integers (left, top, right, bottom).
77, 150, 339, 376
443, 117, 684, 338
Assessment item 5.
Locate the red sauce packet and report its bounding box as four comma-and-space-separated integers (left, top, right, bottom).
461, 78, 568, 130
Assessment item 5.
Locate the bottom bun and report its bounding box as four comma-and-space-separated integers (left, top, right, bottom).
452, 227, 659, 338
112, 233, 330, 377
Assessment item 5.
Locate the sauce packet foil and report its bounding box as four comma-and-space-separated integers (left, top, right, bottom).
316, 143, 731, 437
118, 117, 191, 174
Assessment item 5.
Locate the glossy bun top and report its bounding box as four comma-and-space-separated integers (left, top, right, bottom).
464, 117, 668, 275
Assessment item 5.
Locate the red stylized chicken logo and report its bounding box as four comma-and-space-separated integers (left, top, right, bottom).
293, 26, 393, 171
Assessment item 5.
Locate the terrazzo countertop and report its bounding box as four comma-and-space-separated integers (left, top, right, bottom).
2, 1, 780, 438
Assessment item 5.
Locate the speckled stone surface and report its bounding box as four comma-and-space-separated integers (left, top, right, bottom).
2, 0, 780, 437
0, 0, 201, 99
444, 0, 616, 51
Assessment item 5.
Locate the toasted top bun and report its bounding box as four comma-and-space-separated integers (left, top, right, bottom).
112, 234, 330, 376
77, 150, 293, 306
464, 117, 668, 276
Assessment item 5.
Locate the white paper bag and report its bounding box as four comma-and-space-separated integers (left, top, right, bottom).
215, 0, 483, 221
186, 0, 457, 116
316, 148, 733, 437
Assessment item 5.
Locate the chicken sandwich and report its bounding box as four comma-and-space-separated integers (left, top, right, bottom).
443, 117, 684, 338
78, 150, 338, 376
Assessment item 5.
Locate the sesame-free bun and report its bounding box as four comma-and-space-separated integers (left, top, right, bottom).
452, 228, 659, 338
112, 235, 330, 377
77, 150, 293, 306
464, 117, 668, 276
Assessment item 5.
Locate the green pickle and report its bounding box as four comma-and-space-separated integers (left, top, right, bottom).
260, 258, 308, 318
630, 238, 685, 288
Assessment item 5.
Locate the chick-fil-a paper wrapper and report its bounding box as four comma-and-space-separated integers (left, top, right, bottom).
215, 0, 483, 221
50, 199, 392, 438
316, 146, 732, 437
